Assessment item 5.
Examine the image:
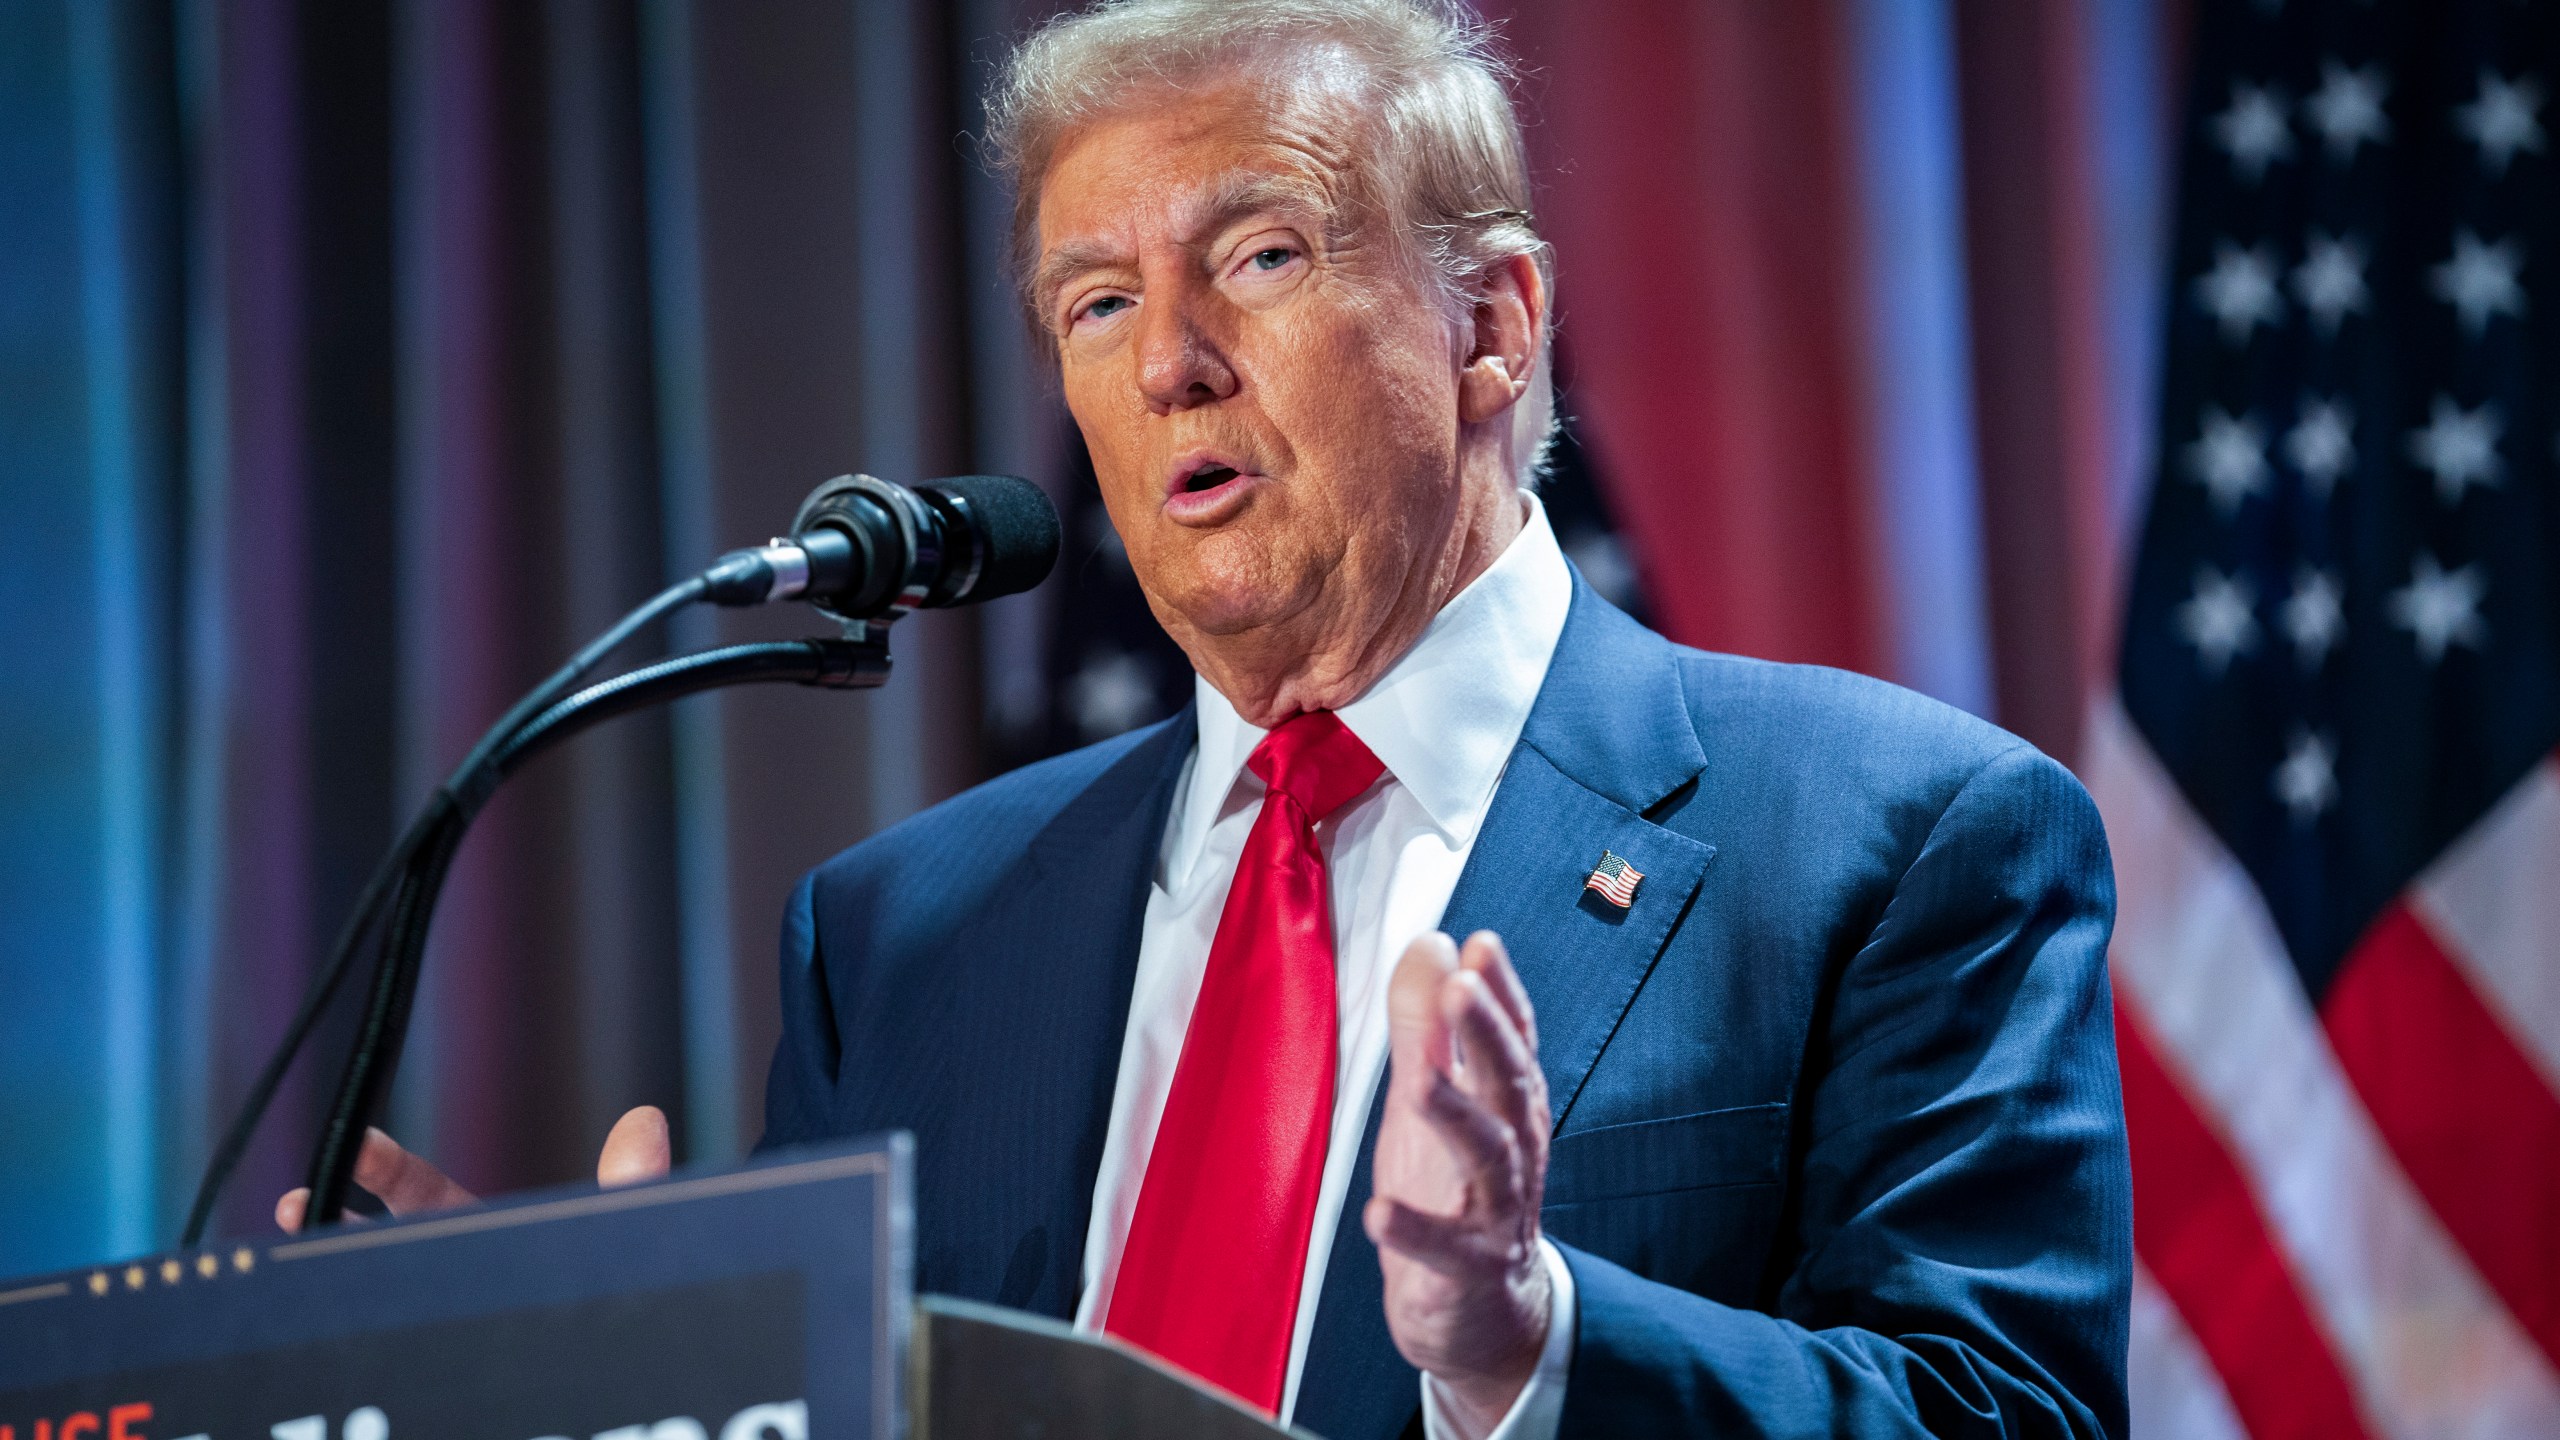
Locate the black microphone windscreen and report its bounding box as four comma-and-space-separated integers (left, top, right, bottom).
930, 475, 1060, 602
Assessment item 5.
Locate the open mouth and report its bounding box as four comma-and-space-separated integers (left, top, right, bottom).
1163, 451, 1260, 520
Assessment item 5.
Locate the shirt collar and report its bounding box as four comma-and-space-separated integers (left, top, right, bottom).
1169, 491, 1575, 884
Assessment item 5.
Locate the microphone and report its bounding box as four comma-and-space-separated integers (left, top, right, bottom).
200, 470, 1061, 1241
703, 473, 1061, 618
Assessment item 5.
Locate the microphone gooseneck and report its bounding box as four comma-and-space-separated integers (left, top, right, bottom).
183, 472, 1058, 1244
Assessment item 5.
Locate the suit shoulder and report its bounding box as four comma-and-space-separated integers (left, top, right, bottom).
1670, 646, 2032, 784
1656, 646, 2098, 853
1646, 644, 2109, 971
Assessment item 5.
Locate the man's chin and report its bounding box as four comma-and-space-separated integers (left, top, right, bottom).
1145, 571, 1325, 647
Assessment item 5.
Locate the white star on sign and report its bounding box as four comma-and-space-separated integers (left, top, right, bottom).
2305, 60, 2391, 161
2387, 552, 2488, 665
2213, 82, 2295, 182
2431, 229, 2527, 336
2286, 397, 2355, 498
2272, 728, 2340, 824
2291, 232, 2369, 335
2456, 70, 2545, 175
2405, 395, 2503, 504
2179, 568, 2261, 675
2196, 241, 2285, 343
1068, 649, 1160, 739
2187, 407, 2270, 516
2281, 566, 2345, 669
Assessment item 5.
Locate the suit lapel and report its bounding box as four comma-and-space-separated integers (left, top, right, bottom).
1440, 748, 1716, 1123
913, 706, 1193, 1319
1294, 582, 1715, 1438
1450, 582, 1716, 1123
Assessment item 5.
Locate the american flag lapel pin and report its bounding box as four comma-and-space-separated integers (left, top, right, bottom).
1584, 850, 1643, 908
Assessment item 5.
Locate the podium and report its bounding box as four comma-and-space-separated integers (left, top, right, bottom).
0, 1136, 1310, 1440
914, 1299, 1313, 1439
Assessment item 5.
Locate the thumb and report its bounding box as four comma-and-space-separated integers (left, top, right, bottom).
598, 1105, 673, 1189
1388, 931, 1460, 1079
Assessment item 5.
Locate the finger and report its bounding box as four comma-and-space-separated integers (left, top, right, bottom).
1389, 932, 1461, 1077
1442, 974, 1549, 1198
1443, 969, 1542, 1143
351, 1127, 478, 1216
1443, 968, 1533, 1088
1364, 1194, 1509, 1278
1461, 930, 1540, 1055
1420, 1071, 1523, 1200
598, 1105, 673, 1189
275, 1186, 377, 1232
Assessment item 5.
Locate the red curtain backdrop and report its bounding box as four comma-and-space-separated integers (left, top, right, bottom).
1491, 0, 2159, 766
1499, 1, 1888, 679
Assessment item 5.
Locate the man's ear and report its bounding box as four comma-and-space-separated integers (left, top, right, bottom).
1458, 251, 1546, 426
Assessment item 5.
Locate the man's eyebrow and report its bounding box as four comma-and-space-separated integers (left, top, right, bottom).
1033, 170, 1339, 316
1033, 236, 1131, 315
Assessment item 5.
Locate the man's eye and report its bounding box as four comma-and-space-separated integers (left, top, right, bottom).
1081, 295, 1131, 322
1250, 247, 1296, 272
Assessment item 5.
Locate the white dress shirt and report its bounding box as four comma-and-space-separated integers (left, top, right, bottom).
1071, 493, 1579, 1440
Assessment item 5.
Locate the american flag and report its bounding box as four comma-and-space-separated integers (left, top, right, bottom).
2090, 4, 2560, 1437
1582, 850, 1642, 909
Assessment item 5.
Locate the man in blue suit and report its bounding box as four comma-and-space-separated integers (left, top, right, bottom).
297, 1, 2129, 1434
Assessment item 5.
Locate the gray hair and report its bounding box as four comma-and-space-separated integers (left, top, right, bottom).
985, 0, 1559, 486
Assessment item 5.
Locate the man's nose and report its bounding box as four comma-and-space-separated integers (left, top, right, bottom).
1134, 293, 1239, 414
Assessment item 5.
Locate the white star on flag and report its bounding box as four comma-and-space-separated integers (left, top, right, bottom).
1562, 530, 1640, 611
2285, 397, 2354, 498
2187, 408, 2269, 516
2429, 229, 2526, 336
2272, 728, 2340, 824
1068, 649, 1160, 739
2179, 567, 2260, 675
2304, 60, 2391, 161
2405, 396, 2504, 504
2291, 233, 2369, 335
2281, 566, 2345, 669
2213, 82, 2295, 182
2455, 70, 2546, 175
2196, 241, 2285, 343
2386, 552, 2488, 665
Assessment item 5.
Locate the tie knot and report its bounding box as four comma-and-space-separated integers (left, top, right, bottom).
1247, 711, 1384, 821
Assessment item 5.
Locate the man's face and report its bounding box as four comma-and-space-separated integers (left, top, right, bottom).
1035, 78, 1473, 666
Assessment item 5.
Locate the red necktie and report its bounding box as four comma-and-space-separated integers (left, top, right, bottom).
1105, 710, 1385, 1414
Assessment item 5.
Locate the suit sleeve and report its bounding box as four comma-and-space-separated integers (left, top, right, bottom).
1557, 744, 2132, 1439
757, 870, 843, 1152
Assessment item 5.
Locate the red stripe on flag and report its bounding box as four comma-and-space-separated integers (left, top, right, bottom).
2323, 902, 2560, 1371
2116, 989, 2378, 1440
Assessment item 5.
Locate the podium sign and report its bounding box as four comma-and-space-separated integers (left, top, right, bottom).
0, 1137, 911, 1440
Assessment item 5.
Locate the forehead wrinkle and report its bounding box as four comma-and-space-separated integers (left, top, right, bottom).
1033, 157, 1346, 318
1184, 168, 1340, 246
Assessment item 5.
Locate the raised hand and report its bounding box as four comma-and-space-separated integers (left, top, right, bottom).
276, 1104, 672, 1232
1364, 931, 1553, 1434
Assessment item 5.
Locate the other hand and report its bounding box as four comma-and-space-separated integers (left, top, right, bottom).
1365, 931, 1553, 1433
275, 1104, 672, 1232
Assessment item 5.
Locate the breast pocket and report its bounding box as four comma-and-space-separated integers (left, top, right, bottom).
1542, 1103, 1789, 1301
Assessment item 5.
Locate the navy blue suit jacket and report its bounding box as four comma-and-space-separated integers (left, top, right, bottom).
762, 580, 2132, 1438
